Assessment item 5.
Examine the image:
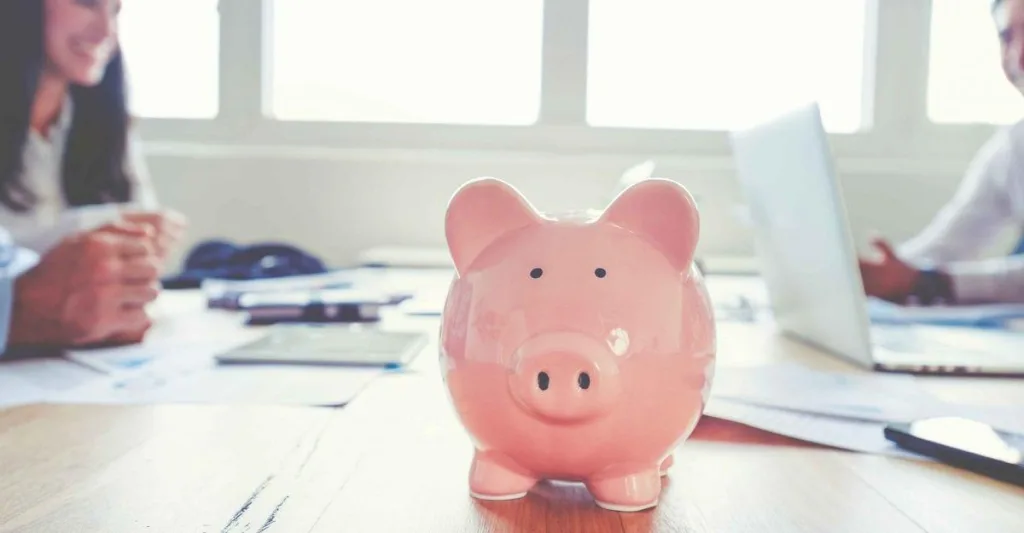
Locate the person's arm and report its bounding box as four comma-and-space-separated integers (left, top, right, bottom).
898, 129, 1017, 265
2, 204, 126, 254
7, 223, 160, 350
0, 228, 40, 357
939, 256, 1024, 304
123, 125, 159, 209
119, 129, 188, 264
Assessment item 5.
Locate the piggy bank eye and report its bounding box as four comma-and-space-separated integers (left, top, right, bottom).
530, 267, 543, 279
594, 268, 607, 278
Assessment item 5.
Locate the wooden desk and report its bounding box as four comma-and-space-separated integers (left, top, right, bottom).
0, 403, 337, 532
1, 320, 1022, 532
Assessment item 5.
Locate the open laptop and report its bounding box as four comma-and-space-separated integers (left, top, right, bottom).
729, 103, 1024, 376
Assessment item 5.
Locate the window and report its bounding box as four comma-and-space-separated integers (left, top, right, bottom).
118, 0, 220, 119
268, 0, 544, 125
586, 0, 870, 133
927, 0, 1024, 125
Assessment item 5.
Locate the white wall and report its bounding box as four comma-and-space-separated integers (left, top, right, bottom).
146, 143, 1017, 273
130, 0, 1024, 273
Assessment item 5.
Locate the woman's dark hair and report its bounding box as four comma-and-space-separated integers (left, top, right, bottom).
0, 0, 132, 213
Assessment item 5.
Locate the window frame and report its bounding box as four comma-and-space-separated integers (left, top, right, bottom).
134, 0, 1004, 170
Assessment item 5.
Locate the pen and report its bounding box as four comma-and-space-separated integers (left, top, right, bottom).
65, 353, 114, 375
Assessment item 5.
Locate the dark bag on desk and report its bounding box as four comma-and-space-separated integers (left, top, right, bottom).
162, 240, 327, 289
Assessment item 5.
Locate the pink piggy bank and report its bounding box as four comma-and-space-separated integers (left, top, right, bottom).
439, 177, 717, 512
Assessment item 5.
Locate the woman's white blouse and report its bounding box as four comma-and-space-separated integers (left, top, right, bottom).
1, 97, 158, 254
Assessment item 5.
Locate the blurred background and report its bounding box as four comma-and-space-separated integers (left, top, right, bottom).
119, 0, 1023, 269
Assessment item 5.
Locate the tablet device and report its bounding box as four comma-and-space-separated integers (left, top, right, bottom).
215, 324, 429, 368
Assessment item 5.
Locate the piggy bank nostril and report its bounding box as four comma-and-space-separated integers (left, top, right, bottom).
537, 372, 550, 391
578, 372, 591, 390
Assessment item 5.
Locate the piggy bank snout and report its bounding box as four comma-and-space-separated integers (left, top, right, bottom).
509, 333, 622, 424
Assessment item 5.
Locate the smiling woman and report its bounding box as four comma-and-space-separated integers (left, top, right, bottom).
0, 0, 185, 260
44, 0, 121, 86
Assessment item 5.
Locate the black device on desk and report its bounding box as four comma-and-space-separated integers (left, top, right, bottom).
884, 417, 1024, 487
238, 288, 394, 325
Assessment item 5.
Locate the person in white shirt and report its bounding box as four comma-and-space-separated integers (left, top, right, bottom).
0, 0, 183, 348
860, 0, 1024, 305
0, 0, 186, 262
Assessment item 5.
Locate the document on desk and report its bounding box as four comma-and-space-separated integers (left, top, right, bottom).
0, 358, 101, 407
712, 363, 1024, 434
704, 397, 924, 460
0, 372, 45, 407
52, 362, 384, 407
710, 362, 948, 423
64, 305, 260, 374
52, 298, 385, 407
706, 363, 1024, 457
55, 323, 384, 407
866, 297, 1024, 328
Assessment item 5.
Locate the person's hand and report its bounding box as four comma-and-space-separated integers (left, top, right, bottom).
98, 326, 150, 346
858, 237, 921, 303
8, 222, 161, 348
122, 208, 187, 263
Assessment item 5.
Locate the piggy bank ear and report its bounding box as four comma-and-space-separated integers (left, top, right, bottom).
445, 178, 542, 275
599, 178, 700, 271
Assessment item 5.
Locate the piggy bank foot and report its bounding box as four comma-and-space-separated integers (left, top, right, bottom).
587, 467, 661, 512
659, 454, 674, 477
469, 450, 537, 501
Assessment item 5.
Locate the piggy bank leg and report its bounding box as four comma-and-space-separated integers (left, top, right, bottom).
469, 449, 537, 501
659, 454, 674, 477
587, 465, 661, 512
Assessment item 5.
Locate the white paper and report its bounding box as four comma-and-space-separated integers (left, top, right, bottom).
0, 374, 46, 407
64, 303, 263, 374
706, 363, 1023, 459
52, 362, 384, 407
704, 397, 925, 459
54, 296, 387, 407
710, 362, 949, 423
1, 290, 395, 409
0, 357, 101, 407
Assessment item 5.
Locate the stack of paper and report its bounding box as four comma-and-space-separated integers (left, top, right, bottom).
704, 362, 1023, 459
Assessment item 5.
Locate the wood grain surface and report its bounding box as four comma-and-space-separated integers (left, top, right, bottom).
0, 294, 1022, 532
